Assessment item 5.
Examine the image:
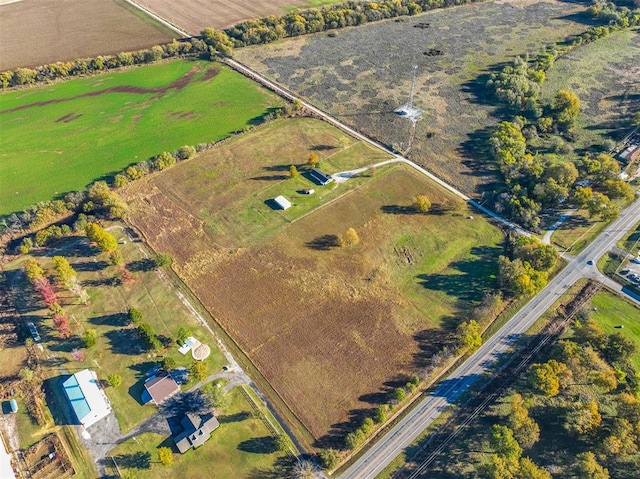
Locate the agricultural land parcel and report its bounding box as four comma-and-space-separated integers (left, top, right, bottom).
123, 117, 505, 441
0, 59, 282, 216
0, 0, 173, 70
234, 0, 604, 196
134, 0, 346, 35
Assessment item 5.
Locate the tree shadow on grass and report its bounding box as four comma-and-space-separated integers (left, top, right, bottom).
47, 335, 84, 353
89, 312, 128, 327
305, 235, 340, 250
237, 436, 278, 454
105, 328, 144, 355
127, 258, 155, 273
416, 245, 502, 306
111, 452, 151, 470
247, 456, 297, 479
380, 205, 415, 215
218, 411, 251, 423
412, 328, 457, 371
71, 260, 109, 272
251, 174, 288, 181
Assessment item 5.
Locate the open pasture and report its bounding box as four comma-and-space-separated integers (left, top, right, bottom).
235, 0, 594, 195
0, 59, 282, 216
541, 28, 640, 152
124, 118, 505, 440
134, 0, 345, 35
0, 0, 173, 70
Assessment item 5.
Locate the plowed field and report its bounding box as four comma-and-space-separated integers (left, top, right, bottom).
135, 0, 344, 35
0, 0, 173, 70
124, 118, 505, 441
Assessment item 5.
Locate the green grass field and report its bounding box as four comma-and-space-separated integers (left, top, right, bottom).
108, 387, 286, 479
591, 292, 640, 371
541, 28, 640, 151
0, 59, 282, 216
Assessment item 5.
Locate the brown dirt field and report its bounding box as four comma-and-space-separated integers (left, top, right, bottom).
126, 164, 472, 439
135, 0, 343, 35
0, 0, 174, 70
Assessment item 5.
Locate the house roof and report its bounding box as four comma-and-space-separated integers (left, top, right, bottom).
174, 412, 220, 453
62, 369, 111, 428
144, 373, 180, 404
310, 168, 333, 185
274, 195, 292, 210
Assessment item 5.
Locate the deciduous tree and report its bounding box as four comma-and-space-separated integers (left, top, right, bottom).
158, 447, 174, 466
107, 374, 122, 388
413, 195, 431, 213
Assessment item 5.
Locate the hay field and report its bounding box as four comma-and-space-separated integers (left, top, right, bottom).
124, 118, 505, 440
0, 0, 173, 70
0, 59, 281, 216
134, 0, 345, 35
235, 0, 594, 195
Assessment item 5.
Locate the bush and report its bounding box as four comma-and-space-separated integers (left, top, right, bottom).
153, 253, 173, 269
128, 308, 143, 325
138, 323, 162, 351
176, 327, 192, 346
158, 447, 173, 466
190, 360, 208, 381
84, 329, 97, 348
177, 145, 196, 160
161, 356, 176, 371
319, 448, 340, 470
107, 374, 122, 388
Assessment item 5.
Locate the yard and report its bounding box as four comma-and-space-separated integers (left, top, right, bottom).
0, 0, 173, 70
107, 387, 286, 479
0, 59, 282, 216
234, 0, 595, 196
123, 118, 505, 443
5, 227, 226, 434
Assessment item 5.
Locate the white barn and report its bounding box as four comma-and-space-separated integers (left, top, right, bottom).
274, 195, 292, 210
62, 369, 111, 428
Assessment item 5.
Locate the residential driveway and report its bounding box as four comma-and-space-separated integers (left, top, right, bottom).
78, 412, 121, 474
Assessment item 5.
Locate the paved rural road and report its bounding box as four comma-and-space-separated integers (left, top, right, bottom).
339, 197, 640, 479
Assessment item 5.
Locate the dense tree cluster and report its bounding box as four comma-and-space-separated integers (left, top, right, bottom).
498, 235, 558, 297
476, 304, 640, 478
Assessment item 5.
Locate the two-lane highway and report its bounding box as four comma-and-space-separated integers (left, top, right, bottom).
340, 197, 640, 479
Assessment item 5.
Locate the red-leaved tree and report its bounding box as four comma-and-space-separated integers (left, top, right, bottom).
34, 277, 58, 308
52, 312, 71, 338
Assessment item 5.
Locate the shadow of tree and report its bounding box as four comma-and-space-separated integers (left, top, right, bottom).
112, 452, 151, 470
380, 205, 415, 215
89, 312, 128, 327
127, 258, 155, 273
237, 436, 278, 454
218, 411, 251, 423
305, 235, 340, 250
72, 260, 109, 272
105, 328, 144, 355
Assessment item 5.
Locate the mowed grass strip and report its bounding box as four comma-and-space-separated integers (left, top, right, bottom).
0, 59, 282, 216
591, 291, 640, 371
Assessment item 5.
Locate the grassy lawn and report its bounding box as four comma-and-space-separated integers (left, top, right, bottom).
591, 291, 640, 371
0, 59, 283, 216
6, 227, 226, 433
618, 220, 640, 255
108, 387, 286, 479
